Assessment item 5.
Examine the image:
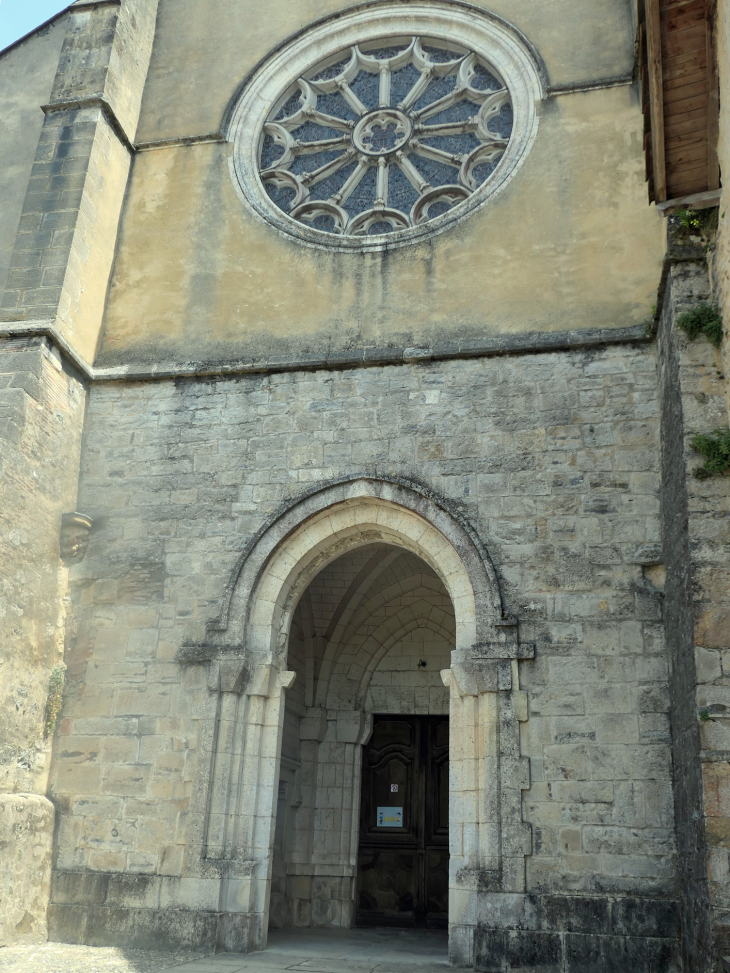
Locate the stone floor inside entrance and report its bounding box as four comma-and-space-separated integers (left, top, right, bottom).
174, 928, 450, 973
0, 928, 450, 973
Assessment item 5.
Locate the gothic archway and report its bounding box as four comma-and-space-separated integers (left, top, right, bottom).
177, 477, 533, 962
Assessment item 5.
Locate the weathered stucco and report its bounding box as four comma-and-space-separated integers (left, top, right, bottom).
99, 85, 665, 366
135, 0, 637, 145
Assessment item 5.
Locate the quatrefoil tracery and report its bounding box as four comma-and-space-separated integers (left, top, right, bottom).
259, 37, 513, 237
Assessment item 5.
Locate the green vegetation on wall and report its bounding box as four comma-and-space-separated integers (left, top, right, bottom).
44, 665, 66, 739
692, 429, 730, 479
677, 303, 724, 348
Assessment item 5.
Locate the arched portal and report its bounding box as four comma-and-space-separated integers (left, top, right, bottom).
269, 543, 456, 931
180, 478, 532, 964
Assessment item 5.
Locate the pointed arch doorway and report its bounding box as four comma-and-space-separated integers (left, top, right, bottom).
268, 542, 455, 932
190, 477, 531, 965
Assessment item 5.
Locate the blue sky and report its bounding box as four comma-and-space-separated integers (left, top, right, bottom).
0, 0, 70, 52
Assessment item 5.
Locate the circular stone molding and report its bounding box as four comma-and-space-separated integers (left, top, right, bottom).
227, 2, 544, 251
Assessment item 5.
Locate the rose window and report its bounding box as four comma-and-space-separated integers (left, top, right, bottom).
259, 37, 514, 237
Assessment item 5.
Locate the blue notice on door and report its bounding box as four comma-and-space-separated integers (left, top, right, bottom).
377, 806, 403, 827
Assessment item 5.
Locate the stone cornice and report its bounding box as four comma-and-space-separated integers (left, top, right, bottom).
0, 320, 652, 385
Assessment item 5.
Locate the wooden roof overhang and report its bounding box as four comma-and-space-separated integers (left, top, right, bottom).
639, 0, 721, 211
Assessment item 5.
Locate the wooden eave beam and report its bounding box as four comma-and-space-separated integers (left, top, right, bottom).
646, 0, 668, 202
706, 0, 720, 189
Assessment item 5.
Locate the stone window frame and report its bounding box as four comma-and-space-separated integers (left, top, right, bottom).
226, 1, 545, 253
178, 476, 534, 963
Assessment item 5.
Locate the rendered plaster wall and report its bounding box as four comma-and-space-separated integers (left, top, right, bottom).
0, 336, 87, 944
136, 0, 637, 144
99, 83, 665, 368
0, 17, 67, 297
658, 257, 730, 973
48, 343, 678, 966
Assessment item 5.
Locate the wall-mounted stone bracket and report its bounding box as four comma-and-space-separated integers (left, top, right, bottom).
60, 512, 93, 564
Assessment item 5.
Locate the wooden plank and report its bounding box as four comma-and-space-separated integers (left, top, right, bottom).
664, 90, 711, 115
668, 161, 709, 181
666, 141, 709, 166
664, 110, 709, 137
667, 177, 710, 198
663, 48, 708, 82
666, 131, 710, 151
661, 23, 707, 58
667, 162, 709, 188
660, 0, 706, 34
664, 69, 709, 94
647, 0, 667, 201
662, 0, 706, 9
658, 188, 722, 211
664, 104, 709, 128
706, 0, 720, 189
664, 77, 708, 104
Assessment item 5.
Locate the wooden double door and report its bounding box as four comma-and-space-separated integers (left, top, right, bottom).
356, 715, 449, 928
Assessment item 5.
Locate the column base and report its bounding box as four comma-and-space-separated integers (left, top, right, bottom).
0, 794, 54, 946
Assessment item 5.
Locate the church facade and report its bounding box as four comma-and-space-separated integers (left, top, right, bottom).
1, 1, 730, 971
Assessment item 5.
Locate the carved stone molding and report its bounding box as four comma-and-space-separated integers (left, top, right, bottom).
227, 0, 544, 252
60, 512, 93, 564
257, 37, 514, 239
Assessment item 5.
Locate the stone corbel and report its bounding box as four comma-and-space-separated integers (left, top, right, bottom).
60, 512, 93, 564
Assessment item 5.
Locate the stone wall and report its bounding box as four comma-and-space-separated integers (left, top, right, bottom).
0, 336, 86, 944
0, 14, 66, 296
658, 253, 730, 973
0, 0, 160, 367
46, 341, 679, 965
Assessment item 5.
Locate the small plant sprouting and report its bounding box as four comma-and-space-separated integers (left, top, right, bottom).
672, 206, 719, 244
691, 428, 730, 480
699, 709, 711, 722
677, 207, 701, 231
677, 303, 724, 348
43, 664, 66, 739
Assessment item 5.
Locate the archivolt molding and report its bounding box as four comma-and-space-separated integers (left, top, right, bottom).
226, 0, 545, 251
190, 475, 513, 666
174, 475, 535, 928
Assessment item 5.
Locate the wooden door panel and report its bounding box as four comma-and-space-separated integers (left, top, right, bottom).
357, 715, 449, 928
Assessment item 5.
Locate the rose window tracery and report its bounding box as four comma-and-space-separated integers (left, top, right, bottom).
259, 37, 514, 237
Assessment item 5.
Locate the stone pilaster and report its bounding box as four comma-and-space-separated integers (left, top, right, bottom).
0, 0, 159, 947
0, 337, 86, 945
0, 0, 159, 367
658, 243, 730, 971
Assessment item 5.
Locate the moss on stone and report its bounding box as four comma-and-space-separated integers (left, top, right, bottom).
692, 428, 730, 479
677, 303, 724, 348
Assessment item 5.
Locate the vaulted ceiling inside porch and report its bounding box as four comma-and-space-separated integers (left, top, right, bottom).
289, 543, 456, 714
